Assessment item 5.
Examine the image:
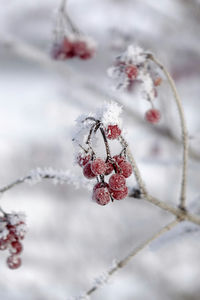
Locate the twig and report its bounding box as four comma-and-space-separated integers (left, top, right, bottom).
85, 219, 180, 297
148, 54, 189, 211
119, 135, 148, 196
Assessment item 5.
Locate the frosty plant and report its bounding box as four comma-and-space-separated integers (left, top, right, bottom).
0, 208, 26, 269
108, 45, 188, 209
51, 0, 96, 60
73, 103, 133, 205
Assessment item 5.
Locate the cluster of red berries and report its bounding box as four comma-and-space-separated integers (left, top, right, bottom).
51, 36, 95, 60
77, 153, 132, 205
112, 58, 162, 124
76, 123, 132, 205
0, 214, 26, 269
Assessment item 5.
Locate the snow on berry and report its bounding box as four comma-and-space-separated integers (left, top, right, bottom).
97, 102, 122, 128
113, 155, 125, 165
145, 109, 161, 124
7, 255, 21, 270
125, 65, 138, 80
0, 211, 27, 269
77, 153, 91, 167
93, 182, 109, 192
109, 185, 128, 200
10, 241, 23, 255
106, 125, 121, 140
109, 174, 126, 191
83, 162, 96, 179
117, 161, 132, 178
51, 35, 96, 61
91, 158, 107, 175
93, 187, 110, 206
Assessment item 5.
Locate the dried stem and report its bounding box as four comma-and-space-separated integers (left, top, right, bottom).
86, 219, 180, 297
148, 54, 189, 211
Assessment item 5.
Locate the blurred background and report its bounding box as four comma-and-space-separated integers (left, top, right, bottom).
0, 0, 200, 299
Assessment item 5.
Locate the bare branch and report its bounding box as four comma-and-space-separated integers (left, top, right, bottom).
148, 54, 189, 211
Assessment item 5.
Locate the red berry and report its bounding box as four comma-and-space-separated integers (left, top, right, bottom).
106, 125, 121, 140
10, 241, 23, 254
145, 109, 161, 124
7, 255, 21, 269
113, 155, 125, 165
125, 65, 138, 80
91, 158, 107, 175
77, 153, 91, 167
154, 77, 162, 86
110, 185, 128, 200
92, 182, 109, 201
61, 37, 75, 58
117, 161, 132, 178
104, 161, 114, 175
73, 41, 87, 55
93, 187, 110, 205
93, 182, 109, 192
109, 174, 126, 191
83, 162, 96, 179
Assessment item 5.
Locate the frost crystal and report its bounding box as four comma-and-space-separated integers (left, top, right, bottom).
25, 167, 93, 190
97, 101, 122, 127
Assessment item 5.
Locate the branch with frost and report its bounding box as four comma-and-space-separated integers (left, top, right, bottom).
0, 167, 92, 194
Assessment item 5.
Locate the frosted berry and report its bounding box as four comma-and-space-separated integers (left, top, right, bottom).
83, 162, 96, 179
77, 153, 91, 167
61, 37, 75, 58
125, 65, 138, 80
110, 185, 128, 200
145, 109, 161, 124
109, 174, 126, 191
117, 161, 132, 178
10, 241, 23, 255
73, 41, 94, 60
106, 125, 121, 140
91, 158, 107, 175
93, 187, 110, 205
7, 255, 21, 269
113, 155, 125, 165
104, 161, 114, 175
93, 182, 109, 192
154, 77, 162, 86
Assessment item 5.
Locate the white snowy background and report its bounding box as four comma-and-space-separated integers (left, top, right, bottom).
0, 0, 200, 299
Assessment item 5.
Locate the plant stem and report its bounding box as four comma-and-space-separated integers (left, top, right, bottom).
120, 135, 148, 196
148, 54, 188, 211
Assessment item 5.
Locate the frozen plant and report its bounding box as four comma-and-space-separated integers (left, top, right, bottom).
108, 45, 162, 123
0, 208, 27, 269
51, 0, 96, 60
72, 102, 133, 205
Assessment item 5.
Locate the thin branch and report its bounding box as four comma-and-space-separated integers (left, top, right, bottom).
148, 54, 189, 211
119, 135, 148, 196
85, 219, 180, 297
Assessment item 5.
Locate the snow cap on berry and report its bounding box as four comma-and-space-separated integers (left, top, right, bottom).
97, 102, 122, 128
